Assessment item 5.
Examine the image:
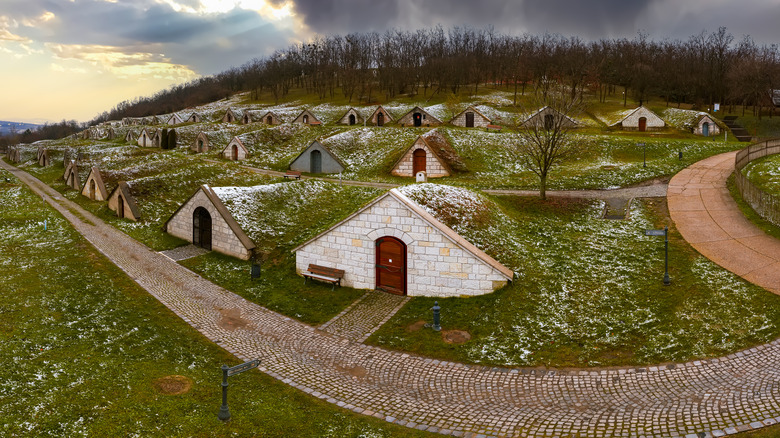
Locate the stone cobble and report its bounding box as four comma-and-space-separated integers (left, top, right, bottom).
5, 159, 780, 437
320, 290, 409, 341
160, 244, 209, 261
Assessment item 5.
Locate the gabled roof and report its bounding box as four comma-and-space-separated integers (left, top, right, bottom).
338, 107, 364, 124
292, 109, 322, 125
289, 140, 347, 170
260, 111, 283, 124
221, 136, 249, 155
81, 167, 108, 200
222, 108, 242, 122
610, 106, 665, 127
125, 130, 136, 142
63, 160, 77, 181
293, 189, 513, 280
186, 112, 202, 123
167, 113, 183, 125
400, 106, 443, 125
391, 130, 466, 174
109, 181, 142, 220
369, 106, 394, 123
450, 105, 491, 124
163, 185, 256, 251
521, 106, 579, 127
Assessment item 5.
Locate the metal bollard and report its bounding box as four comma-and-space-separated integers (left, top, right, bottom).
432, 301, 441, 332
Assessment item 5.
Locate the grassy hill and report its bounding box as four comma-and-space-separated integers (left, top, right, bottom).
5, 85, 780, 369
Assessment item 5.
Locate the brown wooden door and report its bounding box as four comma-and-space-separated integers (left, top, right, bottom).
638, 117, 647, 132
465, 112, 474, 127
377, 112, 384, 126
90, 180, 96, 200
413, 149, 426, 175
376, 237, 406, 295
232, 145, 238, 161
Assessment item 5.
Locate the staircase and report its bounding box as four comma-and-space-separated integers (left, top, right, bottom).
722, 116, 753, 142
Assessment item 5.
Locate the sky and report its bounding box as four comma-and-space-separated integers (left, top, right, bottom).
1, 0, 779, 123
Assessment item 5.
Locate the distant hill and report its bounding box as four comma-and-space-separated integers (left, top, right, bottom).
0, 121, 41, 136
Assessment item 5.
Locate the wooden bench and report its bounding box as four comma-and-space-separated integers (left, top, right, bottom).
486, 124, 502, 132
283, 170, 301, 179
303, 264, 345, 290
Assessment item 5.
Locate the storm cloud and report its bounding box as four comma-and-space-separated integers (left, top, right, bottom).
288, 0, 780, 43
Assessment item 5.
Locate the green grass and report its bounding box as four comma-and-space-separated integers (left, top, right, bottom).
367, 190, 780, 368
743, 152, 780, 197
180, 252, 366, 325
727, 173, 780, 240
0, 168, 431, 438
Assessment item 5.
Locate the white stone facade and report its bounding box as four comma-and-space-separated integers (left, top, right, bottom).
165, 188, 254, 260
222, 137, 248, 160
392, 137, 450, 178
295, 191, 512, 297
450, 107, 491, 128
694, 115, 721, 136
616, 107, 665, 130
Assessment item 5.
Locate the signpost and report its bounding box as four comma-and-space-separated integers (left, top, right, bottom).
218, 359, 260, 421
638, 142, 646, 168
645, 227, 671, 285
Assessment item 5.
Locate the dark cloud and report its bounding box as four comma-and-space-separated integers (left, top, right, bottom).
0, 0, 295, 74
288, 0, 653, 37
288, 0, 780, 44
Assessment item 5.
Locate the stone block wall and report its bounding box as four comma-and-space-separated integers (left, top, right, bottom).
694, 117, 721, 136
222, 141, 247, 160
398, 110, 441, 127
392, 138, 450, 178
108, 191, 139, 222
620, 108, 665, 130
451, 111, 490, 128
296, 195, 509, 297
166, 189, 252, 260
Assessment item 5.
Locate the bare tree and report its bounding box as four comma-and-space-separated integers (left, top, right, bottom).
513, 91, 583, 200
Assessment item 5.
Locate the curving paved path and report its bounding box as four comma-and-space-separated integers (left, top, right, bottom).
4, 158, 780, 437
668, 151, 780, 295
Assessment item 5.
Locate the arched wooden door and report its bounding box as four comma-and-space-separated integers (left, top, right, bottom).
465, 112, 474, 128
117, 195, 125, 218
702, 122, 709, 137
413, 112, 422, 127
310, 149, 322, 173
232, 145, 238, 161
638, 117, 647, 132
192, 207, 212, 250
412, 149, 426, 175
303, 115, 309, 124
375, 236, 406, 295
377, 112, 384, 126
90, 180, 96, 200
349, 114, 356, 125
267, 115, 273, 124
198, 139, 204, 152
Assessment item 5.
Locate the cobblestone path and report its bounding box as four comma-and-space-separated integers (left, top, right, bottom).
320, 290, 410, 342
5, 159, 780, 437
160, 244, 209, 261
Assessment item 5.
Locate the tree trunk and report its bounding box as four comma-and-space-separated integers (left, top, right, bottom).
539, 174, 547, 200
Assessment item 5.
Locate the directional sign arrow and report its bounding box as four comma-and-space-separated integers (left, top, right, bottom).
645, 229, 665, 236
227, 359, 260, 377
